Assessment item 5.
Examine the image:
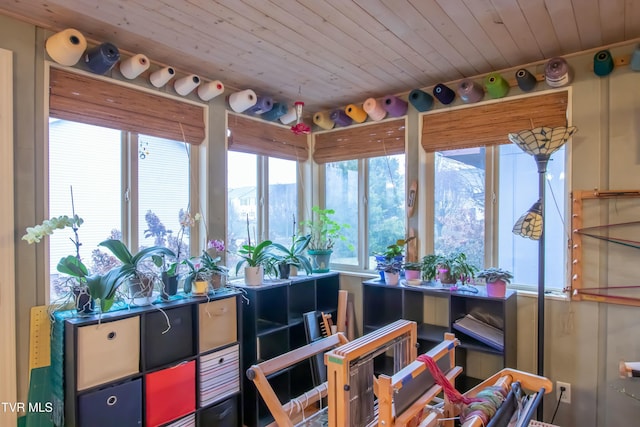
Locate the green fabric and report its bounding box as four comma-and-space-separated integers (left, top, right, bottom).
50, 311, 73, 427
25, 366, 54, 427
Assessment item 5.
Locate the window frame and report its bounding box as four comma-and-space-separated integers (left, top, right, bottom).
419, 89, 573, 292
44, 62, 205, 303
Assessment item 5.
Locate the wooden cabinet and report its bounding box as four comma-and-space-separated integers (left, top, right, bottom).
63, 291, 242, 427
362, 280, 517, 388
235, 273, 340, 427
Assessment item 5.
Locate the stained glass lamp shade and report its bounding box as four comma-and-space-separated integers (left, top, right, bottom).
512, 200, 543, 240
508, 126, 577, 173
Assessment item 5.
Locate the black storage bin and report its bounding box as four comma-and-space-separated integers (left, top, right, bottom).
198, 397, 237, 427
78, 378, 142, 426
144, 305, 195, 370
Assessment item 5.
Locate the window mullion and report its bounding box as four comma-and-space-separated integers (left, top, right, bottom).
126, 132, 138, 251
360, 159, 368, 269
485, 146, 498, 268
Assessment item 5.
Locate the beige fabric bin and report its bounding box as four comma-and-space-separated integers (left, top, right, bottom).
199, 297, 237, 352
76, 316, 140, 390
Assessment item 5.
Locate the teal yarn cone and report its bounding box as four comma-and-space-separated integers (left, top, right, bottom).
631, 45, 640, 71
484, 73, 509, 99
593, 50, 614, 77
261, 102, 288, 121
408, 89, 434, 112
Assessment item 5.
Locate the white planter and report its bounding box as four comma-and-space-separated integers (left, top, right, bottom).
244, 265, 264, 286
383, 271, 400, 286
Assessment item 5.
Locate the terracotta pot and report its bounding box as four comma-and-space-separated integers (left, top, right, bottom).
486, 279, 507, 297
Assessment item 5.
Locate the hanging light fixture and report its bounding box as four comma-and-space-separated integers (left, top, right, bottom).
291, 101, 311, 135
512, 199, 543, 240
508, 125, 577, 419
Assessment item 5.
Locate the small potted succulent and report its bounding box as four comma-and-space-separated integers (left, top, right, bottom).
476, 267, 513, 297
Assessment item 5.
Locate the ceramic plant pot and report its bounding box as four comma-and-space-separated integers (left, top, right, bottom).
486, 279, 507, 298
244, 265, 264, 286
384, 271, 400, 286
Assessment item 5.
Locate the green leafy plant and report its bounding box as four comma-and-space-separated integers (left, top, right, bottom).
380, 237, 415, 260
302, 206, 352, 251
234, 239, 276, 275
181, 249, 229, 293
271, 234, 313, 275
476, 267, 513, 284
377, 259, 403, 273
420, 252, 478, 284
97, 239, 175, 302
403, 261, 422, 271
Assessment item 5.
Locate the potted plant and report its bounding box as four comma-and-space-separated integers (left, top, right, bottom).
374, 237, 415, 281
204, 239, 229, 289
403, 261, 422, 281
182, 249, 228, 295
302, 206, 351, 273
271, 234, 313, 279
23, 212, 100, 313
476, 267, 513, 297
421, 252, 478, 285
98, 239, 175, 306
235, 239, 275, 285
377, 259, 403, 285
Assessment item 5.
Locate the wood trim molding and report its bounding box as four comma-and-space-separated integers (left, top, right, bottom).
0, 47, 17, 426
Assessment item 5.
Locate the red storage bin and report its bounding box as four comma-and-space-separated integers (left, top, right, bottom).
145, 360, 195, 426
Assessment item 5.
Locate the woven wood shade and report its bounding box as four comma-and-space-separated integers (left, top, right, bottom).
227, 113, 309, 161
49, 68, 206, 144
421, 91, 569, 152
313, 118, 406, 164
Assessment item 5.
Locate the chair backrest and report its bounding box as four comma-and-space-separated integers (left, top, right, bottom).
303, 311, 327, 386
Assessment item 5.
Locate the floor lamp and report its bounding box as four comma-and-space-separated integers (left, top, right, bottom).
508, 125, 577, 419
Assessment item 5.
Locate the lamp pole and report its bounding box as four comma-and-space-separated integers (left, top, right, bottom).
534, 154, 549, 420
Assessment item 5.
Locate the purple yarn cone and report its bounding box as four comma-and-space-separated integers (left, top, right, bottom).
382, 95, 408, 117
330, 109, 353, 127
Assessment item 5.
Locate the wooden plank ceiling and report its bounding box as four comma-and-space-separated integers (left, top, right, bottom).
1, 0, 639, 115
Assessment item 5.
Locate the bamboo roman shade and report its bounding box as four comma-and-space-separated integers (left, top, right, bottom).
49, 68, 206, 144
227, 113, 309, 161
313, 118, 406, 164
421, 91, 569, 152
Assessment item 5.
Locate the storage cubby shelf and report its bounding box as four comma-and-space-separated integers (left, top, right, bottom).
63, 290, 243, 427
362, 279, 517, 386
235, 272, 340, 427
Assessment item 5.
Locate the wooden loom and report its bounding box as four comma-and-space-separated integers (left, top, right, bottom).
249, 319, 552, 427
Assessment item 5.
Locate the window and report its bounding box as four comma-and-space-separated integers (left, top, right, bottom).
325, 154, 406, 270
422, 91, 571, 290
226, 152, 299, 273
433, 148, 485, 269
48, 119, 193, 301
498, 144, 566, 288
268, 157, 298, 246
428, 144, 567, 290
